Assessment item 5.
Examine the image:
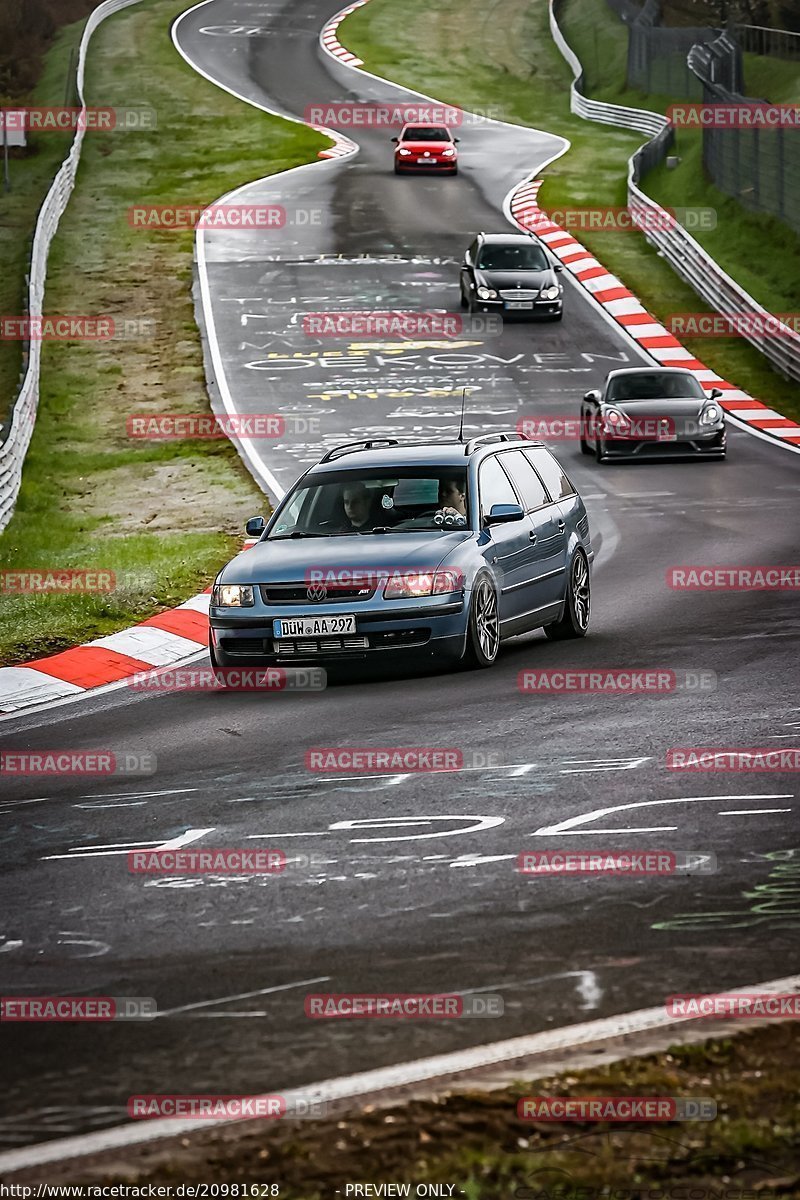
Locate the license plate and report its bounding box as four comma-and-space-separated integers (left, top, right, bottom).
505, 300, 534, 310
417, 158, 437, 163
273, 614, 356, 638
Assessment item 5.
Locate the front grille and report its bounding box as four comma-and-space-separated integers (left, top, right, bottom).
275, 636, 370, 654
221, 638, 267, 656
499, 289, 539, 300
260, 583, 376, 605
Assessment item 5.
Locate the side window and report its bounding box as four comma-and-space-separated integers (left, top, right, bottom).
498, 451, 549, 512
478, 455, 519, 519
524, 448, 576, 501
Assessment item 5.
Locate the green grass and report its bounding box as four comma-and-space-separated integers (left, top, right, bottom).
340, 0, 800, 424
0, 0, 328, 666
0, 19, 85, 428
64, 1023, 800, 1194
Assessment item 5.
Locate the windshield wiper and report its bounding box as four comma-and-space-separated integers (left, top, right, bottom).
359, 526, 393, 534
268, 531, 329, 540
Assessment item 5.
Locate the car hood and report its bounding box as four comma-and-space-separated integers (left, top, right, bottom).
400, 141, 453, 152
220, 531, 472, 584
604, 397, 711, 418
476, 269, 554, 289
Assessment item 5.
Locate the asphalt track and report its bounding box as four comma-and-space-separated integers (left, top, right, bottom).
1, 0, 799, 1156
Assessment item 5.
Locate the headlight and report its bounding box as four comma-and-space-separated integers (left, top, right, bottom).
477, 287, 498, 300
398, 148, 411, 156
543, 285, 560, 300
384, 570, 463, 599
699, 404, 722, 425
212, 584, 254, 607
603, 407, 631, 435
442, 147, 456, 156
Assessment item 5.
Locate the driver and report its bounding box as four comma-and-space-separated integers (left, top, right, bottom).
437, 478, 467, 519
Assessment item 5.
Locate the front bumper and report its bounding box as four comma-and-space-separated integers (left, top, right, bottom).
395, 157, 457, 172
210, 598, 467, 665
474, 297, 562, 319
601, 428, 726, 458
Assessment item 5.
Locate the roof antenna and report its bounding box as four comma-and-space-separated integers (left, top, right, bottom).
458, 387, 467, 443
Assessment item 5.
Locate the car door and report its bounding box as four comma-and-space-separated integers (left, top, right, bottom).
521, 448, 572, 606
499, 450, 567, 614
460, 238, 478, 305
476, 453, 532, 623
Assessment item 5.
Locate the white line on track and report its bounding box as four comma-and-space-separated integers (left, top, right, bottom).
2, 973, 798, 1175
154, 976, 330, 1018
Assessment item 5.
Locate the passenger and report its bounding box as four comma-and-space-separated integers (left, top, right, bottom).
341, 482, 372, 530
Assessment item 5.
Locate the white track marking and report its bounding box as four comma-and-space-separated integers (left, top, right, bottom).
41, 828, 215, 861
533, 795, 793, 836
3, 973, 797, 1173
154, 976, 330, 1017
718, 808, 792, 815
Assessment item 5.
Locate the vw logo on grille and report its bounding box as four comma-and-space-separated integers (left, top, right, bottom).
306, 583, 327, 602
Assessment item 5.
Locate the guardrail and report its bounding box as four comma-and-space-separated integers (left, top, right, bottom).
548, 0, 800, 385
0, 0, 144, 534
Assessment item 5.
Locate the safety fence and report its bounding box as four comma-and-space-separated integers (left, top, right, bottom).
0, 0, 143, 534
549, 0, 800, 384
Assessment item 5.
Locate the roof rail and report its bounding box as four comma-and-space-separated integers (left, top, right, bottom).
464, 430, 526, 454
318, 438, 400, 464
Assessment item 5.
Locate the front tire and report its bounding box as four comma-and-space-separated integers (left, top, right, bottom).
544, 550, 590, 640
460, 576, 500, 668
595, 436, 606, 464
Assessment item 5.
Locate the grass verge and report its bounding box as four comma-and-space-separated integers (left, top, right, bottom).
40, 1023, 800, 1194
340, 0, 800, 424
0, 0, 327, 666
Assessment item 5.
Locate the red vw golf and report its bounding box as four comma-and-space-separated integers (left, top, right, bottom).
392, 123, 459, 175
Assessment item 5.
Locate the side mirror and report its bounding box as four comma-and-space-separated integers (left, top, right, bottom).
583, 389, 601, 404
709, 387, 723, 400
453, 137, 460, 143
391, 136, 399, 143
554, 263, 564, 273
485, 503, 525, 526
245, 516, 266, 538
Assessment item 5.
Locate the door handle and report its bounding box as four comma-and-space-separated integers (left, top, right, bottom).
528, 530, 537, 543
557, 519, 566, 533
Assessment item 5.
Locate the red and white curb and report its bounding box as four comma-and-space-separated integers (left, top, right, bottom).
510, 181, 800, 446
0, 542, 259, 717
320, 0, 367, 67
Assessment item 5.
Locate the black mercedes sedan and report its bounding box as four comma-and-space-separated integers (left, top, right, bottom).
459, 232, 564, 321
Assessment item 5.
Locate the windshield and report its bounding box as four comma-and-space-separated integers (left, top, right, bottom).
476, 244, 549, 271
606, 372, 706, 401
268, 467, 471, 538
402, 126, 451, 141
